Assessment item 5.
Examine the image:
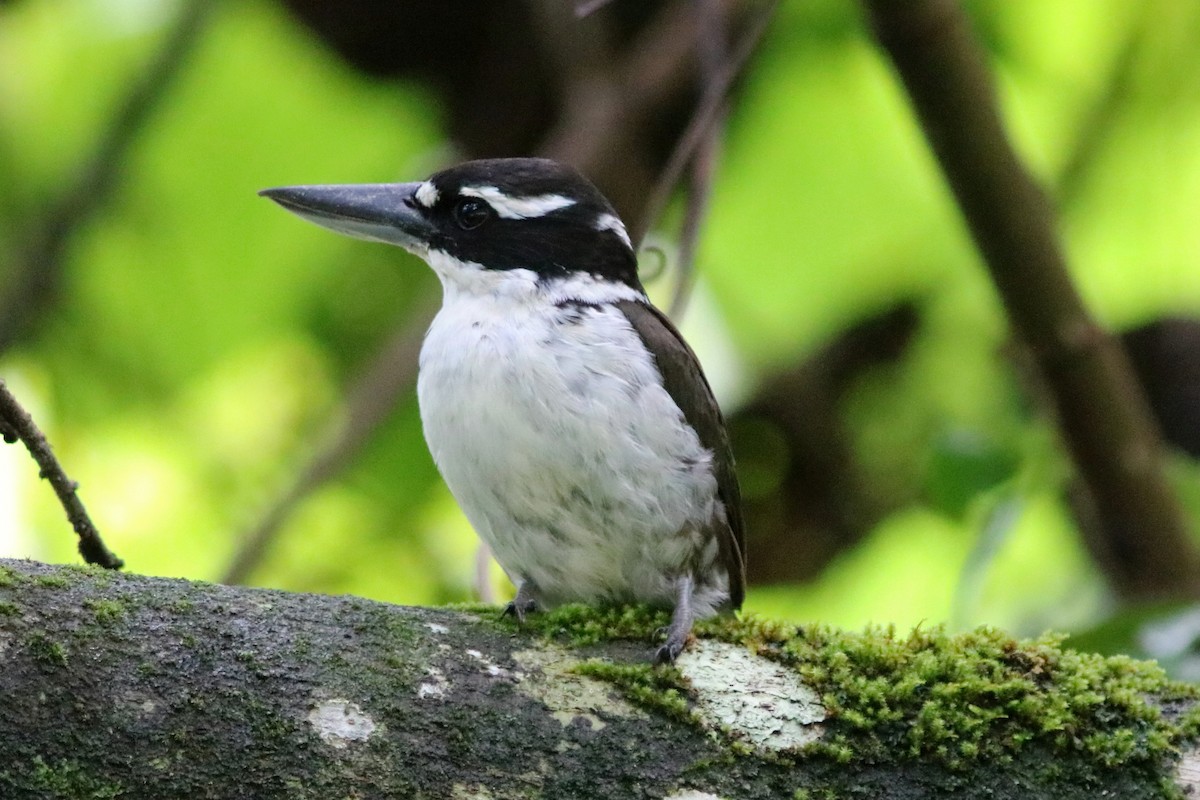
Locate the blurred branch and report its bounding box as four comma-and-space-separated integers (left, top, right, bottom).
537, 0, 698, 182
732, 303, 920, 585
538, 0, 749, 219
863, 0, 1200, 599
633, 0, 779, 248
1054, 7, 1145, 204
669, 117, 725, 318
221, 296, 436, 585
0, 380, 123, 569
574, 0, 615, 18
0, 0, 216, 355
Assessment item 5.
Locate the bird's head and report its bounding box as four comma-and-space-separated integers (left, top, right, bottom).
260, 158, 641, 296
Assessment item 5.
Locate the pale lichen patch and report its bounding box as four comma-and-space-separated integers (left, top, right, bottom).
665, 791, 728, 800
677, 640, 826, 751
306, 698, 377, 748
1176, 746, 1200, 793
425, 622, 449, 635
450, 783, 496, 800
512, 647, 645, 730
418, 667, 449, 700
466, 647, 516, 680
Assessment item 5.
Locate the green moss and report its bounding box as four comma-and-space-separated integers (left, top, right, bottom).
0, 600, 19, 616
346, 603, 421, 648
293, 634, 312, 659
572, 659, 693, 721
34, 574, 69, 589
168, 598, 194, 614
0, 565, 16, 587
502, 602, 670, 649
718, 620, 1200, 772
26, 631, 68, 667
83, 598, 126, 625
18, 756, 123, 799
61, 563, 115, 587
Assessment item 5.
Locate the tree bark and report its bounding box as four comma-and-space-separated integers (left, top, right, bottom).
0, 558, 1196, 799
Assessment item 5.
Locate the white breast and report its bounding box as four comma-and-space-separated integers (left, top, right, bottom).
416, 266, 727, 613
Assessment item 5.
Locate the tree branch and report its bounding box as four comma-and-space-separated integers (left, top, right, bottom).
0, 382, 122, 569
1, 558, 1196, 798
862, 0, 1200, 599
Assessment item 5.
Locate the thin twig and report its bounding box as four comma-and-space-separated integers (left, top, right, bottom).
540, 0, 731, 180
633, 0, 781, 247
0, 0, 215, 354
863, 0, 1199, 598
0, 380, 123, 569
667, 0, 730, 318
1055, 6, 1146, 205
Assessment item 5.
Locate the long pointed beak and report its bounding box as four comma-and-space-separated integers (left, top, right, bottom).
258, 182, 435, 251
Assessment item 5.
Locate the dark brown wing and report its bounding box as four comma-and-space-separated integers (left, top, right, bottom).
614, 299, 746, 609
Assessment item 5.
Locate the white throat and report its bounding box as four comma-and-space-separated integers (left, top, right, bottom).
423, 248, 645, 307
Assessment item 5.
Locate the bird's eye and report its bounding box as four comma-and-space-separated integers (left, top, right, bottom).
453, 198, 491, 230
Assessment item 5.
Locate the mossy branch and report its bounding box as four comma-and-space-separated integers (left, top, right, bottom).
0, 558, 1196, 799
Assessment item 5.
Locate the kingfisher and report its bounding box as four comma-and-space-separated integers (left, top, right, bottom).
261, 158, 745, 662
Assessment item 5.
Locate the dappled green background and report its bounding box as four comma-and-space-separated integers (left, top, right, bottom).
3, 0, 1200, 664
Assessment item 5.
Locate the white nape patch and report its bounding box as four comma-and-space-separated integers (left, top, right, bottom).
415, 181, 440, 208
595, 212, 632, 249
460, 185, 576, 219
677, 641, 826, 751
306, 699, 377, 748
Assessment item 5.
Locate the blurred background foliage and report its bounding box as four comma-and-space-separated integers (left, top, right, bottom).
2, 0, 1200, 673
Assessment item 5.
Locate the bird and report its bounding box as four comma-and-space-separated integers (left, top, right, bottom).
260, 158, 745, 663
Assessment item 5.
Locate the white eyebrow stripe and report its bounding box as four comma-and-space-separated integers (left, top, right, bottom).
459, 185, 576, 219
594, 212, 632, 249
414, 181, 440, 208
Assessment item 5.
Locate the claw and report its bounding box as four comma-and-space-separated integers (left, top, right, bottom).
500, 581, 539, 624
654, 639, 685, 665
501, 598, 537, 623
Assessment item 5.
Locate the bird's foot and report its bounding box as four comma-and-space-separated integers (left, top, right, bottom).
500, 581, 539, 624
653, 576, 696, 665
